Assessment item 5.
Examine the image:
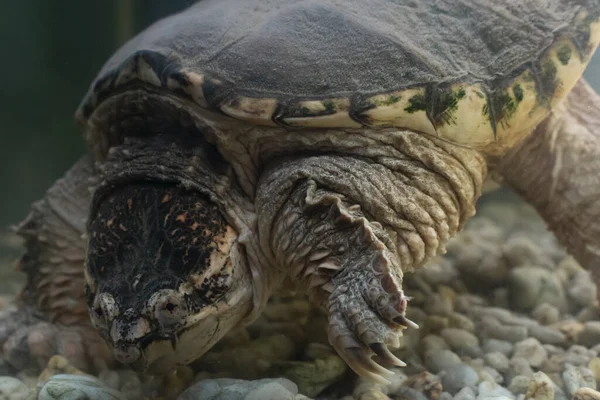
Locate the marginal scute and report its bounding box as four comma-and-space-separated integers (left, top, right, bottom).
358, 87, 437, 136
277, 98, 362, 128
220, 96, 278, 126
76, 1, 600, 157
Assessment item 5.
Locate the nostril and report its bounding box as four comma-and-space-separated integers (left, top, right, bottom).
113, 344, 142, 364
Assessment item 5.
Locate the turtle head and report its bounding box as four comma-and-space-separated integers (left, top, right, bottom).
84, 182, 253, 374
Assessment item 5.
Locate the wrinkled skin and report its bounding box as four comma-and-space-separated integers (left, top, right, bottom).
1, 80, 599, 385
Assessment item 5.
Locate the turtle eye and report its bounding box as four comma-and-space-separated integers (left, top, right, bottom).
91, 292, 118, 329
147, 290, 187, 330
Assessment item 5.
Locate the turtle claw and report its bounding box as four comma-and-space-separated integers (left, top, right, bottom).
343, 347, 394, 385
370, 343, 406, 367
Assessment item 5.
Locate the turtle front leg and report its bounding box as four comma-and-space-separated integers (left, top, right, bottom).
256, 142, 486, 383
0, 155, 110, 373
497, 79, 600, 301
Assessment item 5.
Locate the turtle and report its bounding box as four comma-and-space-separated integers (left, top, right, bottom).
2, 0, 600, 385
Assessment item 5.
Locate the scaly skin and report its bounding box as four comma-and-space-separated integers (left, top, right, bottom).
497, 79, 600, 302
0, 155, 111, 373
255, 132, 487, 383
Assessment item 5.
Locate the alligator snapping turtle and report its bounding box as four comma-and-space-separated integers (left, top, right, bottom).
2, 0, 600, 385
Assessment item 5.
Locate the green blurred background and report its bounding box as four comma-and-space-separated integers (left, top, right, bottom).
0, 0, 599, 229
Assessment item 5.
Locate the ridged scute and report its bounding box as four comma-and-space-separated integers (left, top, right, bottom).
77, 0, 600, 156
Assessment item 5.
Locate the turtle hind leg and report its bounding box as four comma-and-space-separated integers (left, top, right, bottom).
0, 155, 110, 373
497, 79, 600, 301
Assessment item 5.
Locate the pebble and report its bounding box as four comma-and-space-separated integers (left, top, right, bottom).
453, 240, 508, 291
483, 339, 514, 357
577, 322, 600, 348
502, 235, 552, 269
416, 258, 459, 287
454, 387, 476, 400
509, 358, 534, 378
38, 374, 125, 400
484, 352, 510, 373
531, 303, 561, 325
449, 313, 476, 333
423, 293, 454, 317
588, 358, 600, 381
481, 366, 504, 384
178, 378, 298, 400
482, 318, 528, 343
424, 349, 461, 373
440, 328, 480, 357
402, 372, 442, 400
0, 376, 30, 400
567, 271, 597, 307
477, 381, 515, 399
420, 334, 449, 353
391, 387, 427, 400
507, 266, 566, 312
507, 375, 531, 395
525, 372, 555, 400
512, 338, 548, 368
573, 388, 600, 400
439, 364, 478, 395
527, 324, 566, 345
562, 365, 597, 396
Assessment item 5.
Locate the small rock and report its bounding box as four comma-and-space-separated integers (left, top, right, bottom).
525, 372, 554, 400
531, 303, 560, 325
391, 387, 428, 400
454, 387, 476, 400
420, 335, 449, 353
440, 328, 480, 357
573, 387, 600, 400
245, 382, 299, 400
402, 372, 442, 400
562, 364, 596, 396
0, 376, 30, 400
588, 358, 600, 381
38, 355, 90, 383
484, 352, 510, 373
449, 313, 476, 333
479, 366, 503, 384
438, 393, 453, 400
555, 319, 585, 342
567, 272, 597, 308
416, 258, 459, 287
271, 343, 347, 398
477, 381, 514, 399
502, 235, 552, 269
512, 338, 548, 368
423, 293, 454, 317
482, 319, 528, 343
453, 240, 508, 291
483, 339, 514, 357
39, 374, 125, 400
510, 357, 534, 378
179, 378, 298, 400
507, 266, 566, 312
440, 364, 478, 395
423, 315, 449, 333
527, 324, 566, 345
424, 349, 461, 373
508, 375, 531, 395
577, 322, 600, 348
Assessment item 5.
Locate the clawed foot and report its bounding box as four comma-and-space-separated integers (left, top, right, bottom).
0, 307, 110, 373
327, 267, 417, 384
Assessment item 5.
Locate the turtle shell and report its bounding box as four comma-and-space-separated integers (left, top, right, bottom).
77, 0, 600, 156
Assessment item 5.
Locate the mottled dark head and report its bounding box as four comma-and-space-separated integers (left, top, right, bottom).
84, 182, 253, 374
